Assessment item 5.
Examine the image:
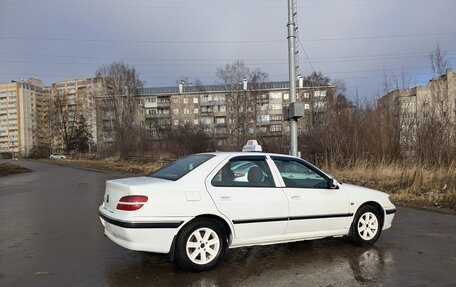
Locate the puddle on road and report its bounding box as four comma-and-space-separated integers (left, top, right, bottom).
103, 238, 395, 287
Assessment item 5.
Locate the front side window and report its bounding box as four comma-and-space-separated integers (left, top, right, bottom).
151, 154, 214, 181
212, 157, 275, 187
272, 157, 329, 188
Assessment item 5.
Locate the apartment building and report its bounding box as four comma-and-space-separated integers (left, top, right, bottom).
0, 78, 45, 157
48, 77, 107, 152
97, 80, 336, 149
378, 68, 456, 155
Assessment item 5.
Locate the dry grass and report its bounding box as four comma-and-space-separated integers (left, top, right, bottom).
47, 158, 456, 212
46, 157, 165, 176
327, 163, 456, 212
0, 161, 31, 176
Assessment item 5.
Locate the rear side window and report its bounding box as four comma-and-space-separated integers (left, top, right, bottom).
151, 154, 214, 181
212, 156, 275, 187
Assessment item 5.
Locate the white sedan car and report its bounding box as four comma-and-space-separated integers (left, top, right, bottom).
49, 153, 66, 159
98, 147, 396, 272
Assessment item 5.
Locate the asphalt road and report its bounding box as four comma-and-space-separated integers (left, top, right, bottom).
1, 160, 455, 287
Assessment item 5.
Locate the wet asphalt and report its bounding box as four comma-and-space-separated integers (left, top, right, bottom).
0, 160, 455, 287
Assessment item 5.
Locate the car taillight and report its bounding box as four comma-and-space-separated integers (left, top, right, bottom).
116, 195, 148, 211
234, 172, 245, 178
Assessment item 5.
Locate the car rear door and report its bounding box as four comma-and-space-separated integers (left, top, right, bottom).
205, 155, 289, 240
270, 156, 351, 235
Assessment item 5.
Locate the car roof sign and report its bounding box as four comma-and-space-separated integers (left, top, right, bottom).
242, 140, 262, 152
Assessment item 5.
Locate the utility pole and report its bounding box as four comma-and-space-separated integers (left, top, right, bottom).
287, 0, 298, 156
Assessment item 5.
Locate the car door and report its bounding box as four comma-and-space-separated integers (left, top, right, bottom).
205, 155, 289, 240
270, 156, 351, 235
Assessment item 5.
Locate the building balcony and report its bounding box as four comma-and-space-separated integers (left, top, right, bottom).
146, 113, 170, 119
200, 100, 225, 107
256, 97, 269, 104
157, 102, 170, 107
213, 112, 225, 117
144, 102, 158, 108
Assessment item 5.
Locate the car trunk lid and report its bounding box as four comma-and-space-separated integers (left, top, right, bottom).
102, 176, 169, 212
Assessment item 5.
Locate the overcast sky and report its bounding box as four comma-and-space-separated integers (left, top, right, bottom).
1, 0, 455, 100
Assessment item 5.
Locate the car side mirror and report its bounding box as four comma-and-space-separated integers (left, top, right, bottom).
328, 178, 339, 189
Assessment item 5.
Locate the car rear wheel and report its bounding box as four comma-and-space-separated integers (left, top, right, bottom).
175, 219, 227, 272
350, 205, 382, 246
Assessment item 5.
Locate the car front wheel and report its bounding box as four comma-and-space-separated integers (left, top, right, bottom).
350, 205, 382, 245
175, 219, 227, 272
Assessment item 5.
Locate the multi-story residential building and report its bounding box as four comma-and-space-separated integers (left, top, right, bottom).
97, 80, 336, 150
378, 68, 455, 156
48, 77, 107, 152
0, 78, 45, 157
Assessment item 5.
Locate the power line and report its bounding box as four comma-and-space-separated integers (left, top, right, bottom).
0, 36, 283, 44
1, 32, 454, 44
0, 0, 454, 9
296, 36, 316, 74
1, 50, 455, 63
299, 32, 456, 42
1, 53, 454, 66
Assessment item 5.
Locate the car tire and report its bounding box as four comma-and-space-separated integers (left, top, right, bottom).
175, 219, 227, 272
350, 205, 382, 246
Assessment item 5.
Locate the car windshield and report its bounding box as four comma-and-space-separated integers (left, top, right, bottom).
150, 154, 214, 181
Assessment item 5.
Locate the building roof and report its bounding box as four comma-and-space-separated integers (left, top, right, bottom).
137, 81, 335, 96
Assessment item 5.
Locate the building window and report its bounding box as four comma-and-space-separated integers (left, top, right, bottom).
173, 98, 179, 104
215, 117, 225, 124
183, 98, 189, 104
284, 93, 289, 100
270, 125, 282, 132
184, 109, 189, 115
173, 109, 179, 115
257, 114, 270, 125
193, 98, 198, 104
202, 117, 212, 125
173, 119, 179, 125
193, 119, 199, 125
303, 92, 310, 98
193, 108, 199, 114
270, 104, 281, 110
314, 90, 326, 98
270, 92, 282, 99
270, 114, 282, 121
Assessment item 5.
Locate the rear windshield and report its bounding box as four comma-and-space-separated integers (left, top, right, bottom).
150, 154, 214, 181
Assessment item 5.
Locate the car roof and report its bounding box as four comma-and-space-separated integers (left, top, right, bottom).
200, 151, 299, 159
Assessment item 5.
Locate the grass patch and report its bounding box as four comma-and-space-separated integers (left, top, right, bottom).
47, 158, 456, 212
327, 163, 456, 212
45, 157, 164, 176
0, 161, 31, 176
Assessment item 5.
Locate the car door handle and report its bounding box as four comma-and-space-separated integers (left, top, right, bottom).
291, 196, 301, 200
220, 196, 231, 201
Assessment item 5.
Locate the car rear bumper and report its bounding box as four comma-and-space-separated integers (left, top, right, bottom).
98, 207, 185, 254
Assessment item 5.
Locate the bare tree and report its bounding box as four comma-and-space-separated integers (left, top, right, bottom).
429, 43, 449, 76
95, 61, 144, 158
216, 60, 269, 149
48, 87, 85, 154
